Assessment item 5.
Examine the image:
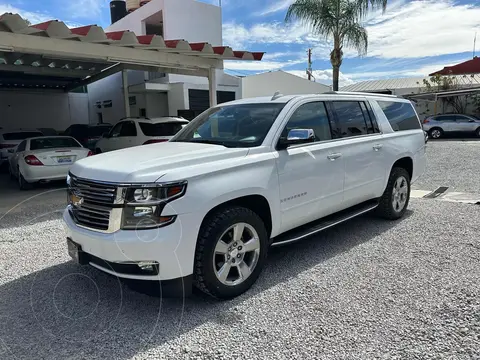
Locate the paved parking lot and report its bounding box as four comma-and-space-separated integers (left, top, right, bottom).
0, 141, 479, 359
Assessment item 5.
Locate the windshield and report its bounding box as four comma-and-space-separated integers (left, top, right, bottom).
171, 103, 285, 147
139, 122, 186, 136
30, 137, 81, 150
3, 132, 43, 141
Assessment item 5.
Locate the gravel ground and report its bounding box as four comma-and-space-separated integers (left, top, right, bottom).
0, 199, 479, 360
413, 139, 480, 193
0, 141, 479, 359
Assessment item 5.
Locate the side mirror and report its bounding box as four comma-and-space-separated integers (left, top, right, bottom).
278, 129, 315, 150
469, 119, 475, 123
102, 132, 109, 138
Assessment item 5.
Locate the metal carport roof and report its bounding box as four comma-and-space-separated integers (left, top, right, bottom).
0, 13, 263, 98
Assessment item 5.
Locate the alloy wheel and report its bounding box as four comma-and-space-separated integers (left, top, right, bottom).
212, 222, 261, 286
392, 176, 408, 213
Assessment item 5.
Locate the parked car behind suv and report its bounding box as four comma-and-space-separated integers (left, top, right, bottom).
63, 124, 113, 150
423, 113, 480, 139
94, 117, 189, 153
64, 92, 426, 300
0, 129, 44, 167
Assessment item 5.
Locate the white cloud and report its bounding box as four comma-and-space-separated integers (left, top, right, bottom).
224, 57, 304, 72
224, 0, 480, 61
256, 0, 294, 16
366, 0, 480, 58
287, 69, 356, 88
0, 4, 51, 24
65, 0, 106, 19
223, 21, 309, 49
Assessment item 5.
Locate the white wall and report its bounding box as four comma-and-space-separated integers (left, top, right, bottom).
88, 72, 126, 124
168, 83, 188, 117
146, 93, 169, 117
106, 0, 164, 34
0, 91, 89, 131
163, 0, 222, 45
241, 71, 331, 98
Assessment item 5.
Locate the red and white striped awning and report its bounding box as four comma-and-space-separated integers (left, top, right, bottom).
0, 13, 264, 91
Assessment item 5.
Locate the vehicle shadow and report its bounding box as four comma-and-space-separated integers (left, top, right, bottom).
0, 210, 413, 359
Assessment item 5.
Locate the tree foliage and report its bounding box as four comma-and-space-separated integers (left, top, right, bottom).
285, 0, 387, 91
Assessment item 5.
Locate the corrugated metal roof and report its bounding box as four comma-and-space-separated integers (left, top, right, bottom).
341, 74, 480, 92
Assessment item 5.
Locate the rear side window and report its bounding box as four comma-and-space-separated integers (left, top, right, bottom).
139, 122, 185, 136
377, 101, 420, 131
30, 137, 81, 150
3, 132, 43, 140
332, 101, 370, 137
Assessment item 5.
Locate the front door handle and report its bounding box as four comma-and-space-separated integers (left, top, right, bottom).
327, 153, 342, 161
373, 144, 383, 151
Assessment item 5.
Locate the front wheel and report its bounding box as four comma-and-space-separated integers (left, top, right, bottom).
475, 128, 480, 138
194, 206, 269, 299
376, 167, 411, 220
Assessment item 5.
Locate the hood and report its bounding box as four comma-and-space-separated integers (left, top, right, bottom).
69, 142, 249, 183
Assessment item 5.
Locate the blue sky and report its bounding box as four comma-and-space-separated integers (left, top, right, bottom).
2, 0, 480, 87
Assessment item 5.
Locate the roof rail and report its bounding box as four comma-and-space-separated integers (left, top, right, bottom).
325, 91, 399, 98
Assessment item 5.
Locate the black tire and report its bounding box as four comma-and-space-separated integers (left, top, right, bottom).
18, 169, 32, 190
429, 127, 443, 139
194, 206, 269, 299
475, 128, 480, 138
95, 148, 102, 154
376, 167, 411, 220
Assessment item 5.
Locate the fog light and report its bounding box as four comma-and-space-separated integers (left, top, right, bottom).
137, 261, 159, 274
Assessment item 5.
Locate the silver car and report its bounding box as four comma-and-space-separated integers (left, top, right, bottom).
423, 114, 480, 139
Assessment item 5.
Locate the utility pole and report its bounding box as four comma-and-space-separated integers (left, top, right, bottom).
474, 32, 477, 58
307, 48, 312, 81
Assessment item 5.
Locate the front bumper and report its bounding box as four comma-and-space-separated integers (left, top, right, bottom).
63, 208, 200, 282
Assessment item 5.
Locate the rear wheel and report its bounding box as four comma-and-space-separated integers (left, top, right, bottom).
376, 167, 410, 220
429, 128, 443, 139
18, 168, 32, 190
194, 206, 269, 299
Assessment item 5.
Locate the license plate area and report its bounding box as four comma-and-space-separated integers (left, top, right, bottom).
67, 238, 88, 265
57, 156, 73, 164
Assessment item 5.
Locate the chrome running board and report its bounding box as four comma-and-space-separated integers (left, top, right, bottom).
271, 199, 379, 247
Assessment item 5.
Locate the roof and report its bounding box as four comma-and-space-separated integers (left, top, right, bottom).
146, 117, 189, 123
430, 57, 480, 76
341, 74, 480, 92
0, 13, 264, 91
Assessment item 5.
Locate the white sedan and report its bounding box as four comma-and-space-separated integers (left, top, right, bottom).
8, 136, 93, 190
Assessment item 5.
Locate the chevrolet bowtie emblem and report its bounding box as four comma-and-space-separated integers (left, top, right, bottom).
71, 194, 84, 206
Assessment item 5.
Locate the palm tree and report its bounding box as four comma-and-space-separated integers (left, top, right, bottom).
285, 0, 387, 91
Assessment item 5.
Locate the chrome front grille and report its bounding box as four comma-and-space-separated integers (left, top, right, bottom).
68, 174, 120, 232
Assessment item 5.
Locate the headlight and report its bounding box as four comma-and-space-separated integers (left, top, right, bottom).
121, 181, 187, 230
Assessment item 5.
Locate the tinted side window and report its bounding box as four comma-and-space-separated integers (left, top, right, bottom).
109, 123, 123, 137
332, 101, 369, 137
455, 115, 471, 123
282, 102, 332, 142
17, 141, 26, 152
120, 121, 137, 137
378, 101, 420, 131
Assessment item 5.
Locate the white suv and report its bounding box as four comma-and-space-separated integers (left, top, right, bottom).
94, 117, 189, 153
63, 92, 426, 299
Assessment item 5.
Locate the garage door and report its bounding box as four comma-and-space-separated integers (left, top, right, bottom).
188, 89, 236, 113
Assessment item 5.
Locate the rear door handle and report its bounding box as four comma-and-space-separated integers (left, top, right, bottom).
373, 144, 383, 151
327, 153, 342, 160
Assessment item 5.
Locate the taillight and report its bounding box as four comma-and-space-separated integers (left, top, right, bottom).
87, 151, 94, 157
0, 143, 16, 149
423, 118, 430, 123
143, 139, 168, 145
24, 155, 43, 166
